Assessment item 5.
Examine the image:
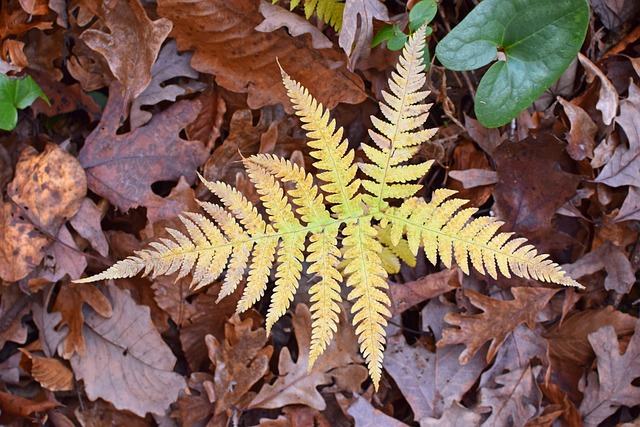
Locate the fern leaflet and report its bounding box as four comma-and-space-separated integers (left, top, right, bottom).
75, 26, 582, 390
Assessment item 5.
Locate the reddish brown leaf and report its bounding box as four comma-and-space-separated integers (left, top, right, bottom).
0, 285, 30, 347
157, 0, 365, 111
69, 198, 109, 257
70, 284, 186, 417
438, 287, 559, 365
389, 268, 461, 315
250, 304, 367, 411
80, 0, 173, 112
29, 70, 102, 121
78, 83, 208, 211
580, 321, 640, 427
186, 85, 226, 151
447, 139, 494, 207
0, 391, 60, 420
19, 349, 74, 391
558, 96, 597, 161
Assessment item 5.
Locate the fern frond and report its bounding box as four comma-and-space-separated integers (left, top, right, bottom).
386, 193, 582, 288
361, 25, 437, 212
279, 66, 362, 219
274, 0, 344, 32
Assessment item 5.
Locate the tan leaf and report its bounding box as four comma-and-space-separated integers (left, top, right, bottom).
53, 282, 113, 358
80, 0, 172, 112
479, 366, 542, 426
580, 321, 640, 427
0, 143, 86, 282
250, 304, 367, 411
256, 2, 333, 50
558, 96, 598, 161
77, 83, 208, 211
70, 284, 186, 417
157, 0, 365, 111
578, 53, 618, 126
339, 0, 389, 69
438, 287, 559, 365
418, 401, 482, 427
19, 349, 74, 391
130, 39, 205, 129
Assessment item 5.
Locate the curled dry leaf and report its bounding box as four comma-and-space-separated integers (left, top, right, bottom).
78, 83, 208, 212
0, 391, 60, 419
389, 267, 461, 315
558, 96, 597, 161
256, 2, 333, 50
418, 401, 482, 427
69, 198, 109, 257
157, 0, 365, 111
70, 284, 186, 417
250, 304, 367, 411
19, 349, 74, 391
80, 0, 173, 113
339, 0, 389, 69
579, 321, 640, 427
438, 287, 559, 365
577, 53, 618, 126
0, 143, 86, 282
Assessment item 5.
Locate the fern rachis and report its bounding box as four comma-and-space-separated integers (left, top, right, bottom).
75, 25, 581, 390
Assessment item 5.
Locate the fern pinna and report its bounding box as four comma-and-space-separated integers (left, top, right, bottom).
75, 26, 581, 389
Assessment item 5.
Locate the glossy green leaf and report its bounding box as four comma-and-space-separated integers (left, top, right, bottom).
372, 24, 395, 48
409, 0, 437, 31
0, 74, 49, 131
435, 0, 589, 128
387, 27, 409, 51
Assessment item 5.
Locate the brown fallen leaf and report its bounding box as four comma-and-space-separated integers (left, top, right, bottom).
78, 83, 208, 211
250, 304, 367, 411
130, 39, 205, 129
0, 143, 86, 282
384, 332, 485, 420
389, 267, 461, 315
561, 241, 635, 293
19, 349, 74, 391
185, 85, 226, 151
479, 366, 542, 426
69, 198, 109, 257
339, 0, 389, 69
447, 139, 494, 206
578, 53, 618, 126
418, 401, 482, 427
595, 82, 640, 188
558, 96, 598, 161
157, 0, 365, 111
80, 0, 173, 113
70, 283, 186, 417
256, 2, 333, 50
0, 390, 60, 421
347, 395, 409, 427
53, 282, 113, 358
580, 321, 640, 427
0, 285, 30, 347
612, 185, 640, 223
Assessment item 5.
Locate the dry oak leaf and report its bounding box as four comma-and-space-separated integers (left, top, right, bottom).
612, 185, 640, 223
0, 285, 30, 347
595, 82, 640, 188
479, 365, 542, 427
339, 0, 389, 69
347, 395, 409, 427
256, 2, 333, 50
384, 332, 485, 420
80, 0, 172, 113
157, 0, 365, 111
579, 321, 640, 427
0, 391, 60, 420
69, 198, 109, 257
19, 349, 74, 392
205, 316, 273, 418
0, 143, 86, 282
130, 39, 205, 129
389, 267, 461, 315
53, 282, 113, 359
69, 283, 186, 417
250, 304, 368, 411
78, 83, 208, 212
577, 53, 618, 126
419, 401, 482, 427
558, 96, 597, 161
438, 287, 559, 365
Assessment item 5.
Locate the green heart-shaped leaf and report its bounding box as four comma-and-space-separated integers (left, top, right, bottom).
409, 0, 437, 31
0, 74, 49, 131
435, 0, 589, 128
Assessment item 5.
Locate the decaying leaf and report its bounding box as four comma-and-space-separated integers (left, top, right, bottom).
70, 284, 186, 417
157, 0, 365, 111
19, 349, 74, 391
580, 321, 640, 427
438, 287, 559, 365
80, 0, 173, 112
250, 304, 367, 411
78, 83, 208, 211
